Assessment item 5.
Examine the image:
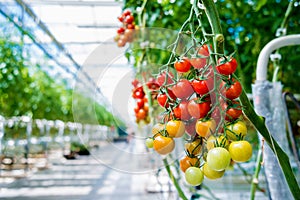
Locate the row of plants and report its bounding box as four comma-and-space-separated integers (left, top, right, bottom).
0, 33, 118, 127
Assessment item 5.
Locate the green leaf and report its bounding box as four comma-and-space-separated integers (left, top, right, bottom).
239, 90, 300, 199
255, 0, 268, 12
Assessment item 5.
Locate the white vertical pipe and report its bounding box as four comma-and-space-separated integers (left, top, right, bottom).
256, 34, 300, 82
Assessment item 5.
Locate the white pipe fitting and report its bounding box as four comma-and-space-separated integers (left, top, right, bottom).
256, 34, 300, 82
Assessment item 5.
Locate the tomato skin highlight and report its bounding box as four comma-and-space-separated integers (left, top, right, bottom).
166, 120, 185, 138
153, 135, 175, 155
229, 140, 253, 162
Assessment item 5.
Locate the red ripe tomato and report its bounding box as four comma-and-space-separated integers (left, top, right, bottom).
131, 79, 140, 87
174, 58, 192, 73
124, 15, 134, 24
157, 93, 168, 108
217, 57, 238, 75
191, 79, 209, 95
127, 24, 135, 29
189, 57, 207, 69
226, 100, 242, 121
117, 15, 124, 22
123, 10, 132, 16
157, 89, 176, 108
156, 71, 174, 86
187, 98, 211, 119
132, 87, 145, 99
171, 79, 194, 100
188, 45, 210, 69
136, 108, 147, 120
136, 98, 144, 109
221, 78, 242, 100
117, 27, 125, 34
146, 81, 160, 90
211, 100, 227, 124
173, 101, 191, 121
196, 44, 210, 56
134, 105, 139, 113
184, 119, 197, 136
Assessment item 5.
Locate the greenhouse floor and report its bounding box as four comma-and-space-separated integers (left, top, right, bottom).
0, 140, 268, 200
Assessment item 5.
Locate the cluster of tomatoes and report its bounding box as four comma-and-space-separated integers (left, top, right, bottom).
132, 78, 160, 124
145, 44, 253, 186
115, 10, 136, 47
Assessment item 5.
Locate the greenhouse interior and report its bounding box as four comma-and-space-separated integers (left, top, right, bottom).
0, 0, 300, 199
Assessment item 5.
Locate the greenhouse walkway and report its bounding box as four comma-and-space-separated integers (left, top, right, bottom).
0, 139, 268, 200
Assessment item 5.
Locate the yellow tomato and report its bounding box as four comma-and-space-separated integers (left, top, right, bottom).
185, 138, 202, 156
195, 119, 216, 138
166, 120, 185, 138
153, 135, 175, 155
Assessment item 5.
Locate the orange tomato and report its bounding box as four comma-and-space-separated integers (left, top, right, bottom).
195, 119, 216, 138
166, 120, 185, 138
179, 155, 199, 172
153, 135, 175, 155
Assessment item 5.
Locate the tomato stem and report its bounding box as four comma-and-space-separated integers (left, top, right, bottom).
163, 157, 189, 200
